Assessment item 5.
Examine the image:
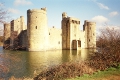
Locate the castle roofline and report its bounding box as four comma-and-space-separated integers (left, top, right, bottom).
84, 20, 96, 24
68, 17, 80, 21
27, 7, 47, 14
63, 17, 80, 21
4, 23, 10, 25
11, 16, 24, 22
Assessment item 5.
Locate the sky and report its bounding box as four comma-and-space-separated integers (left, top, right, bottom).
1, 0, 120, 31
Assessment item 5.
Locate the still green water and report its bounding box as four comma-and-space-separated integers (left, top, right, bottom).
0, 47, 95, 79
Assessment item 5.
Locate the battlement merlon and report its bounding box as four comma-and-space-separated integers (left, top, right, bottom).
27, 8, 47, 14
87, 22, 96, 25
10, 16, 24, 23
62, 12, 67, 19
4, 23, 10, 26
62, 12, 80, 21
68, 17, 80, 21
41, 7, 47, 11
20, 16, 24, 20
84, 20, 96, 26
63, 17, 80, 24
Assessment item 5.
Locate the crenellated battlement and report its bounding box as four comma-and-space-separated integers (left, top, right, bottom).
84, 20, 96, 26
4, 23, 10, 28
41, 7, 47, 11
62, 12, 80, 24
62, 12, 67, 19
27, 7, 47, 14
87, 21, 96, 25
68, 17, 80, 21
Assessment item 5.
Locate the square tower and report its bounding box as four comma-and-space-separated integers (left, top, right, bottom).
61, 12, 81, 50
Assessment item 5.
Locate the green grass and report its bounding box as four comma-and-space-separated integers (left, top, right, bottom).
66, 64, 120, 80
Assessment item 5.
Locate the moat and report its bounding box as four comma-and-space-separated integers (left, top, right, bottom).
0, 47, 95, 79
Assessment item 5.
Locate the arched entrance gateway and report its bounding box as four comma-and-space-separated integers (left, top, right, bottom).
72, 40, 81, 50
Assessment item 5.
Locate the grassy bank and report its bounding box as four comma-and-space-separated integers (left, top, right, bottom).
67, 64, 120, 80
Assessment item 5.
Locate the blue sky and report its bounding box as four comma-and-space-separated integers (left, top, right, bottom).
1, 0, 120, 30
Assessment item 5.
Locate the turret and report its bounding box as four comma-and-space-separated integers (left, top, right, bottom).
3, 23, 10, 49
27, 8, 49, 51
83, 20, 88, 31
20, 16, 26, 30
62, 12, 67, 19
84, 20, 96, 48
61, 12, 80, 50
10, 16, 26, 49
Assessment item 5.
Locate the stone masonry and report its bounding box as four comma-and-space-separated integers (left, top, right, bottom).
3, 7, 96, 51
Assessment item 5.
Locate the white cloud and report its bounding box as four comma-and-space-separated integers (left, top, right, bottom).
14, 0, 32, 6
91, 15, 109, 24
97, 2, 109, 10
8, 8, 20, 14
109, 11, 119, 17
91, 0, 109, 10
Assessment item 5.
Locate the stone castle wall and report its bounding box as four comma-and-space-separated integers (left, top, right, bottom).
18, 30, 27, 49
79, 30, 85, 49
62, 12, 86, 50
10, 16, 26, 49
3, 7, 96, 51
4, 23, 10, 41
48, 27, 62, 50
27, 8, 49, 51
62, 12, 96, 50
69, 18, 80, 50
83, 20, 96, 48
3, 23, 10, 49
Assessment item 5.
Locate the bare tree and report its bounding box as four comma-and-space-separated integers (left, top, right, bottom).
0, 2, 10, 77
0, 2, 8, 23
97, 27, 120, 54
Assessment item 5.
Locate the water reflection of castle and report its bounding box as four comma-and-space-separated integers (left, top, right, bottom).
2, 48, 95, 78
27, 49, 95, 73
3, 7, 96, 51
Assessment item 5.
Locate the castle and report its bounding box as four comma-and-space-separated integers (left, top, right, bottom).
3, 7, 96, 51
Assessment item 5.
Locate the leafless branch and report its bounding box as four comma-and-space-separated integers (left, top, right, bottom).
0, 3, 8, 23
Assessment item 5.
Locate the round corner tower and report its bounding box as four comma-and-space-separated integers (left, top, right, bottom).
84, 21, 96, 48
3, 23, 10, 49
20, 16, 26, 30
4, 23, 10, 41
27, 8, 49, 51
